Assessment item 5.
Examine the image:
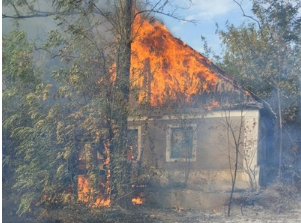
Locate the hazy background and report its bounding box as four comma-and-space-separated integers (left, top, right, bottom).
2, 0, 254, 55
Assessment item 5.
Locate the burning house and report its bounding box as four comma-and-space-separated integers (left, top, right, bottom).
78, 15, 275, 209
126, 15, 275, 209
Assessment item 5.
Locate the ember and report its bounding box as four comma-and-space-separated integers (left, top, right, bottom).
132, 197, 144, 205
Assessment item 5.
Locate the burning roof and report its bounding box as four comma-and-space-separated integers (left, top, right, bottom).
130, 15, 257, 108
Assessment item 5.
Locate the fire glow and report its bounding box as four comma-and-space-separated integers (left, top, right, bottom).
132, 197, 144, 205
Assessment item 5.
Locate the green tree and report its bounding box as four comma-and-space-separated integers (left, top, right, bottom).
2, 30, 60, 215
2, 28, 115, 216
218, 0, 301, 178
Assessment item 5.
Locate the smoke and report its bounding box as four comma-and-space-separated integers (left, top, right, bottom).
2, 1, 115, 41
3, 2, 55, 40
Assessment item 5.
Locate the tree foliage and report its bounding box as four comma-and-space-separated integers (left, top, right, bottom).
218, 0, 301, 176
3, 26, 118, 215
3, 0, 190, 217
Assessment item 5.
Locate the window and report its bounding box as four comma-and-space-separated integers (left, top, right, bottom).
127, 126, 142, 162
166, 124, 197, 162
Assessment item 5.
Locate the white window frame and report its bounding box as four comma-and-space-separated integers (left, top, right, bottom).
166, 124, 197, 162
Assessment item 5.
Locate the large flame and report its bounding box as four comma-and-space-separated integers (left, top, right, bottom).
131, 15, 221, 106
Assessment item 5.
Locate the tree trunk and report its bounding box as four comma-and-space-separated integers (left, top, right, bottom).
110, 0, 133, 207
276, 86, 283, 179
227, 138, 239, 217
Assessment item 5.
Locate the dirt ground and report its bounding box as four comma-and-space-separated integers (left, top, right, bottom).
4, 187, 301, 223
3, 201, 301, 223
129, 186, 301, 223
134, 204, 301, 223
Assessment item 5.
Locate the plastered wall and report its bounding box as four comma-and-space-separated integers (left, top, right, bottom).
128, 109, 261, 192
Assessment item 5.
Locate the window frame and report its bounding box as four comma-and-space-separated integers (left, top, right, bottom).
128, 126, 142, 161
166, 124, 197, 162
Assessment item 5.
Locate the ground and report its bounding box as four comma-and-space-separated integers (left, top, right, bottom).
134, 204, 301, 223
3, 185, 301, 223
5, 201, 301, 223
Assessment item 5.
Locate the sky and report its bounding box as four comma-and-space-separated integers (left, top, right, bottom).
155, 0, 253, 55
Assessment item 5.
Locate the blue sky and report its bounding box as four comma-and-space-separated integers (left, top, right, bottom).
155, 0, 253, 55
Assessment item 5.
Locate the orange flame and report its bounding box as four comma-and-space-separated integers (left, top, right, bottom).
77, 141, 111, 207
131, 15, 220, 106
207, 99, 220, 110
77, 175, 110, 207
132, 197, 144, 205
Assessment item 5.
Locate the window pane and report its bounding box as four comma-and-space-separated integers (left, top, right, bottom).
170, 127, 193, 159
127, 129, 138, 161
